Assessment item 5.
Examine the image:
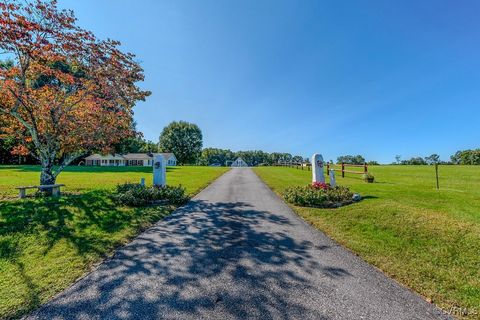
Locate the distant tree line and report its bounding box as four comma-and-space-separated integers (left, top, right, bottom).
198, 148, 304, 166
394, 154, 443, 165
336, 155, 366, 165
156, 122, 304, 166
334, 155, 379, 166
394, 153, 455, 165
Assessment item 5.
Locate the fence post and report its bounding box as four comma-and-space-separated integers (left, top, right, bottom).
435, 163, 439, 189
327, 163, 330, 175
341, 162, 345, 178
364, 163, 368, 174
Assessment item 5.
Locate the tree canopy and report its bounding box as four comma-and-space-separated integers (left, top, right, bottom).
158, 121, 203, 165
451, 149, 480, 165
0, 0, 150, 185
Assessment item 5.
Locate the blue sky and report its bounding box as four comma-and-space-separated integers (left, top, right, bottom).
62, 0, 480, 163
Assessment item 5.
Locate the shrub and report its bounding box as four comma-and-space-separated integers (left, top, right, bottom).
116, 183, 144, 194
363, 172, 375, 183
151, 185, 189, 205
283, 183, 355, 208
114, 183, 188, 207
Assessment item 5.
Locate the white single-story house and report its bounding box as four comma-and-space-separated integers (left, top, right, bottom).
84, 153, 177, 167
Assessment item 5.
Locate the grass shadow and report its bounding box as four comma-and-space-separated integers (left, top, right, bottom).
361, 195, 379, 200
0, 191, 173, 318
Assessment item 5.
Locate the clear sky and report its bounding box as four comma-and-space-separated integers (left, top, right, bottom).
61, 0, 480, 163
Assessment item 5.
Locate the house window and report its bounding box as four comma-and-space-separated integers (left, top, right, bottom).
129, 160, 144, 166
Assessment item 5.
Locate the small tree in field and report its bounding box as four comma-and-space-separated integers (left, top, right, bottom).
0, 1, 150, 186
425, 154, 440, 165
395, 155, 401, 164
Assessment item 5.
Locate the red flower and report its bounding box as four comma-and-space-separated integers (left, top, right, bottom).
311, 182, 330, 190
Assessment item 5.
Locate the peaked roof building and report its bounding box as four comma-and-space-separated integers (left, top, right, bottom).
231, 157, 248, 167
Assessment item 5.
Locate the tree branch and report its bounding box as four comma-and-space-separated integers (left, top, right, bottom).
53, 151, 85, 178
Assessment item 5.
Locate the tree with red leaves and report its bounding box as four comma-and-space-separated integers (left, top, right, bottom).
0, 0, 150, 187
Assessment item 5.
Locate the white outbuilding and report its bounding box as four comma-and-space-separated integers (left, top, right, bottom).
231, 157, 248, 167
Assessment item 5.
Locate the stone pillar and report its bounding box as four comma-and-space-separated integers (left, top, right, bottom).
312, 153, 325, 183
153, 154, 166, 187
329, 169, 336, 187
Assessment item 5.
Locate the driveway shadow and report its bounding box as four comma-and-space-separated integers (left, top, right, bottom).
29, 200, 349, 319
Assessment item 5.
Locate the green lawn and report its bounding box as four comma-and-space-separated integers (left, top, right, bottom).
0, 165, 228, 319
254, 165, 480, 319
0, 165, 228, 198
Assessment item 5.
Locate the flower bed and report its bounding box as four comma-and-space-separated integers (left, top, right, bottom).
283, 182, 360, 208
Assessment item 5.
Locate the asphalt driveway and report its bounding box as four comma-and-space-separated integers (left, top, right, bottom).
27, 168, 450, 319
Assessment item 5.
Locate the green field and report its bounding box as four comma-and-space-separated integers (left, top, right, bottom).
254, 165, 480, 319
0, 165, 228, 319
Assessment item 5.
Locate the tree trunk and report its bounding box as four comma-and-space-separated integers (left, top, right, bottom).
38, 152, 83, 195
40, 162, 56, 195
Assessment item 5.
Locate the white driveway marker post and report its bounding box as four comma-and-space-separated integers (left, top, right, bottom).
312, 153, 325, 183
329, 169, 336, 187
153, 154, 166, 187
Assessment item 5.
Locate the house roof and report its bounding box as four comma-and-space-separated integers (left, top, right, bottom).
122, 153, 153, 160
154, 153, 176, 160
85, 153, 176, 161
84, 154, 125, 160
121, 153, 176, 160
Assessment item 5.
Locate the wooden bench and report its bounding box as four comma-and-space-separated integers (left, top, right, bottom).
15, 184, 66, 199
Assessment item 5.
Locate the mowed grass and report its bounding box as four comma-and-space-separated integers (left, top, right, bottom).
254, 165, 480, 318
0, 165, 228, 198
0, 165, 228, 319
